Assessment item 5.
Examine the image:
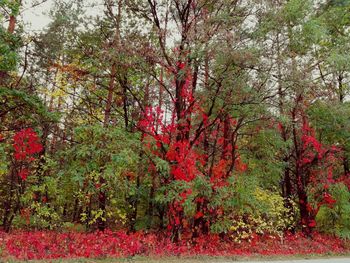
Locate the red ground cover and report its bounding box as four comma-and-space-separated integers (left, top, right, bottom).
0, 231, 349, 260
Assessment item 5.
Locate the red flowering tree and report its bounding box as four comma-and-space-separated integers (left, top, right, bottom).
289, 106, 342, 235
13, 128, 43, 180
131, 0, 266, 241
138, 54, 248, 241
1, 128, 43, 231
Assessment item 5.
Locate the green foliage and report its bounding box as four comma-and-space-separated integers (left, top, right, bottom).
0, 143, 8, 177
56, 125, 141, 228
316, 183, 350, 239
0, 31, 18, 72
247, 126, 287, 189
281, 0, 311, 25
0, 0, 21, 72
210, 174, 297, 242
0, 0, 20, 16
0, 88, 59, 129
308, 102, 350, 161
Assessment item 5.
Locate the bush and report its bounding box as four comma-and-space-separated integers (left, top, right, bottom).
228, 188, 297, 242
316, 183, 350, 239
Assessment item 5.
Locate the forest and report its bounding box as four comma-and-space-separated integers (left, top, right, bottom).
1, 0, 350, 260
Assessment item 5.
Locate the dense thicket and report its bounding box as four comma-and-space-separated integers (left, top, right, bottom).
0, 0, 350, 241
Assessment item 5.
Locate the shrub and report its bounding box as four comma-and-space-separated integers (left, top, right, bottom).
316, 183, 350, 239
228, 188, 297, 242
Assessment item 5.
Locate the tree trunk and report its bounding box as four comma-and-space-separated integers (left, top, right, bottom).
297, 185, 313, 236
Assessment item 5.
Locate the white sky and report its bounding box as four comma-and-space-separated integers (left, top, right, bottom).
21, 0, 104, 32
21, 0, 54, 32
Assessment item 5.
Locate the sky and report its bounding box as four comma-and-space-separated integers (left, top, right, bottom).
21, 0, 104, 32
21, 0, 54, 32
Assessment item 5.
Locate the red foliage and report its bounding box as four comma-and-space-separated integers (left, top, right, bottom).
322, 192, 336, 206
0, 231, 348, 260
12, 128, 43, 181
138, 59, 248, 235
295, 119, 343, 230
13, 128, 43, 161
18, 169, 29, 180
308, 219, 317, 228
167, 141, 200, 182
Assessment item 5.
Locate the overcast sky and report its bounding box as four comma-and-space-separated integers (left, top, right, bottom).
21, 0, 54, 32
21, 0, 103, 32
